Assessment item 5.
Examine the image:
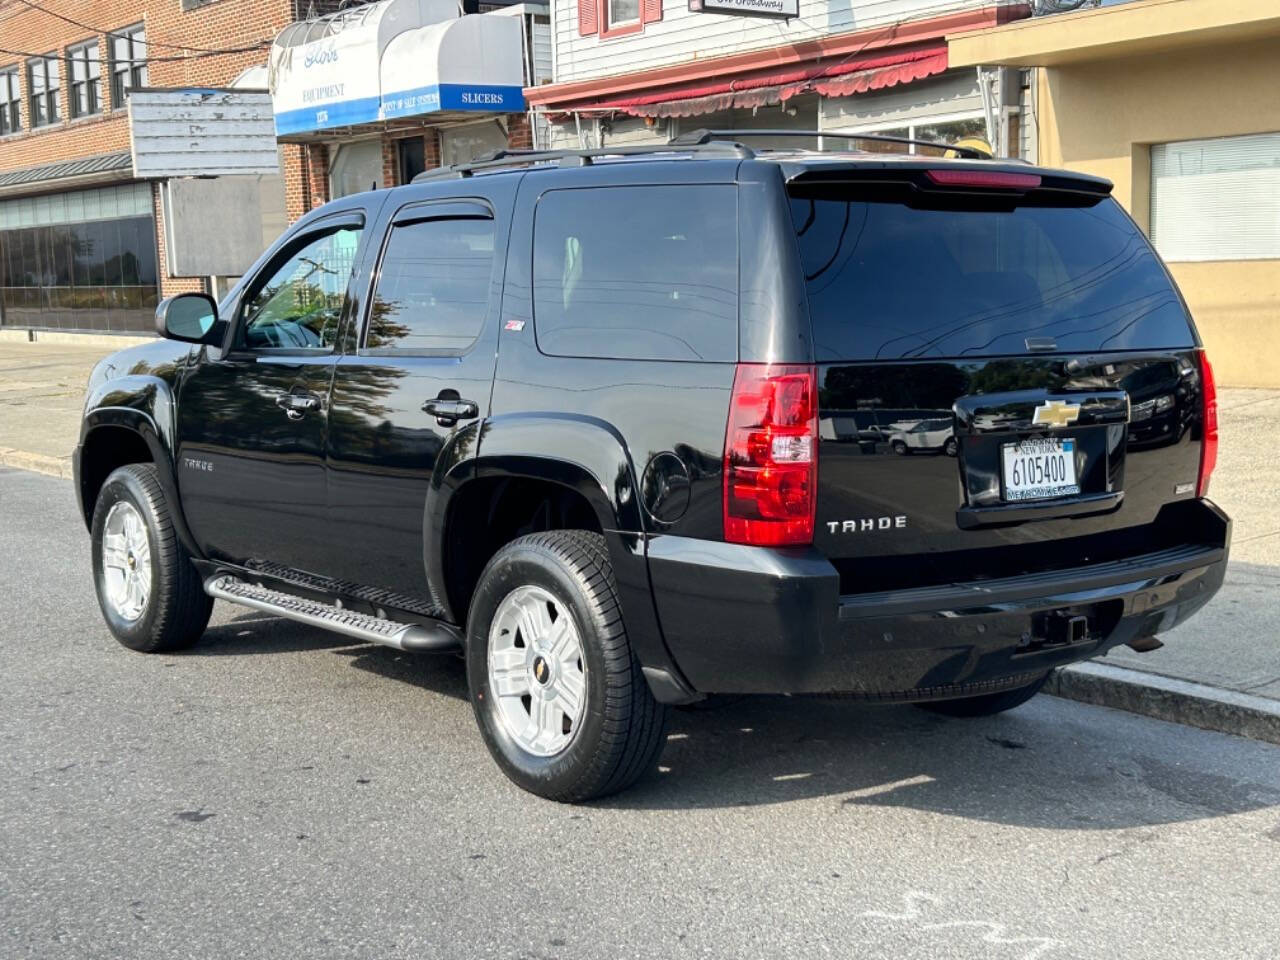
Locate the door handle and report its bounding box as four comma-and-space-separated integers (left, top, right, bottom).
421, 397, 479, 426
276, 393, 322, 420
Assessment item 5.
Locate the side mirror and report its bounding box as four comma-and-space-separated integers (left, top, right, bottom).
156, 293, 222, 345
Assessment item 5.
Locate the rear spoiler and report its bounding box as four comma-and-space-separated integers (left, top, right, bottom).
782, 160, 1114, 199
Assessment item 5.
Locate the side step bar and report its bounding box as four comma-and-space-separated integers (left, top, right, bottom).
204, 575, 462, 652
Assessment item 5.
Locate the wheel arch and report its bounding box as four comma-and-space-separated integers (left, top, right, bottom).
77, 379, 200, 559
426, 413, 698, 704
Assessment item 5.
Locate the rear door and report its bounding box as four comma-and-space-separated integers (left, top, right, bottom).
788, 169, 1209, 593
322, 178, 515, 601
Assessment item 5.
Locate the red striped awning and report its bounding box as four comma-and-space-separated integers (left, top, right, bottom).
560, 45, 948, 119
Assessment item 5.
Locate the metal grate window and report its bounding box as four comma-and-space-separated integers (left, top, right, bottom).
1151, 133, 1280, 262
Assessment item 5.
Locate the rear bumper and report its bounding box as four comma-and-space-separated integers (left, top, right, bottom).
647, 502, 1230, 699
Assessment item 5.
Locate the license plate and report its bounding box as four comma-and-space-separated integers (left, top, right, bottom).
1001, 438, 1079, 502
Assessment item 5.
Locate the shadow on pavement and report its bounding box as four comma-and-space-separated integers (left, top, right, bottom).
189, 613, 1280, 829
194, 613, 356, 656
601, 694, 1280, 827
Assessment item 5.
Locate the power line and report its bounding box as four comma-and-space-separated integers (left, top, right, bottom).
9, 0, 274, 56
0, 44, 269, 65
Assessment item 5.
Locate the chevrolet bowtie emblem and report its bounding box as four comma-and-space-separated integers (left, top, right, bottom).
1032, 399, 1082, 429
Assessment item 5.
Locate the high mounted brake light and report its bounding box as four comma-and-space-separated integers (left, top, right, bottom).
924, 170, 1042, 190
1197, 350, 1218, 498
723, 364, 818, 547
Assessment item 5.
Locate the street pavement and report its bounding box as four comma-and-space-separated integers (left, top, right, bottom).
2, 465, 1280, 960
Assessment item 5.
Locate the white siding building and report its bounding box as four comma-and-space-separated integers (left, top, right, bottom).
527, 0, 1033, 160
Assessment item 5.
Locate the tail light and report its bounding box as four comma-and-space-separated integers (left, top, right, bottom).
723, 363, 818, 546
1197, 349, 1218, 498
924, 169, 1042, 190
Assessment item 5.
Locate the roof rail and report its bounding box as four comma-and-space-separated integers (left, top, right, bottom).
670, 128, 993, 160
412, 141, 754, 183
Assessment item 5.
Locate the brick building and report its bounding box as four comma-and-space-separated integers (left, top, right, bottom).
0, 0, 361, 336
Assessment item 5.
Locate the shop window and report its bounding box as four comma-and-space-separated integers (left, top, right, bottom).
365, 217, 496, 354
27, 55, 60, 127
825, 115, 987, 156
0, 67, 20, 135
329, 141, 383, 198
110, 25, 147, 108
67, 41, 102, 118
0, 199, 159, 334
1151, 133, 1280, 262
441, 123, 507, 167
580, 0, 662, 38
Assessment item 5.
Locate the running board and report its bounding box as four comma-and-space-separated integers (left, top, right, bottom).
204, 575, 462, 652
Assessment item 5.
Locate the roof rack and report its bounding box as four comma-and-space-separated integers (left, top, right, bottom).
670, 128, 993, 160
412, 141, 754, 183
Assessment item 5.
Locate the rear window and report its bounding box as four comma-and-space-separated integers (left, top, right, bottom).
533, 185, 738, 362
790, 193, 1195, 361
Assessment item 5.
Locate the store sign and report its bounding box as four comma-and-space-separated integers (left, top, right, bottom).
272, 25, 382, 136
130, 90, 280, 177
688, 0, 798, 19
381, 83, 525, 119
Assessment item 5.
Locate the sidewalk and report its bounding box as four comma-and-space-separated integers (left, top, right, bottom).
1, 339, 1277, 740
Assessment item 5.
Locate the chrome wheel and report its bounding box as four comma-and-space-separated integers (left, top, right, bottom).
487, 585, 587, 758
101, 501, 152, 622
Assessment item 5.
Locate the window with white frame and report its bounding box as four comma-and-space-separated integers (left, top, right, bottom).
824, 114, 987, 155
110, 25, 147, 107
67, 40, 102, 118
0, 67, 20, 135
1151, 133, 1280, 262
608, 0, 640, 26
27, 54, 60, 127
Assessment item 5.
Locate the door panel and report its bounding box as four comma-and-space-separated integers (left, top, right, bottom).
177, 212, 373, 573
323, 185, 513, 600
177, 356, 336, 570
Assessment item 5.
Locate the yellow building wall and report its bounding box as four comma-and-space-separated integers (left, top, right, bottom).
1035, 37, 1280, 387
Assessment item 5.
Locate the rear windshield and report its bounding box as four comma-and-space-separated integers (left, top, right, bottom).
789, 192, 1196, 361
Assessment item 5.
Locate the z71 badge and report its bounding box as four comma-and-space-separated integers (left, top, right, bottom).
827, 515, 907, 534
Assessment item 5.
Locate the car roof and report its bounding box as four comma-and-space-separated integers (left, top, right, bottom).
407, 142, 1113, 194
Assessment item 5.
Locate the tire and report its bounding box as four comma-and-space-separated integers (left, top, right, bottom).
891, 440, 909, 456
915, 673, 1050, 718
943, 437, 958, 457
466, 530, 669, 802
91, 464, 213, 653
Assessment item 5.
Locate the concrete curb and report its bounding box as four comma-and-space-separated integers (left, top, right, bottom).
1048, 661, 1280, 746
0, 330, 153, 348
0, 448, 73, 480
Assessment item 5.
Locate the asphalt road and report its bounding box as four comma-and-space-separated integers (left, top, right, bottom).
2, 466, 1279, 960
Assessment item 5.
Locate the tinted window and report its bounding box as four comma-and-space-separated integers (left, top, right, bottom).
366, 217, 494, 353
533, 186, 738, 362
241, 226, 362, 350
791, 194, 1195, 361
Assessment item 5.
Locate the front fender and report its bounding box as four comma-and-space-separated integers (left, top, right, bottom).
77, 375, 201, 559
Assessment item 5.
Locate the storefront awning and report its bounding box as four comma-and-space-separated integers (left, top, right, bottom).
380, 16, 525, 120
562, 45, 948, 119
270, 0, 526, 139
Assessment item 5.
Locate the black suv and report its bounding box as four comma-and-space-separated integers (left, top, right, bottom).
76, 132, 1229, 801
